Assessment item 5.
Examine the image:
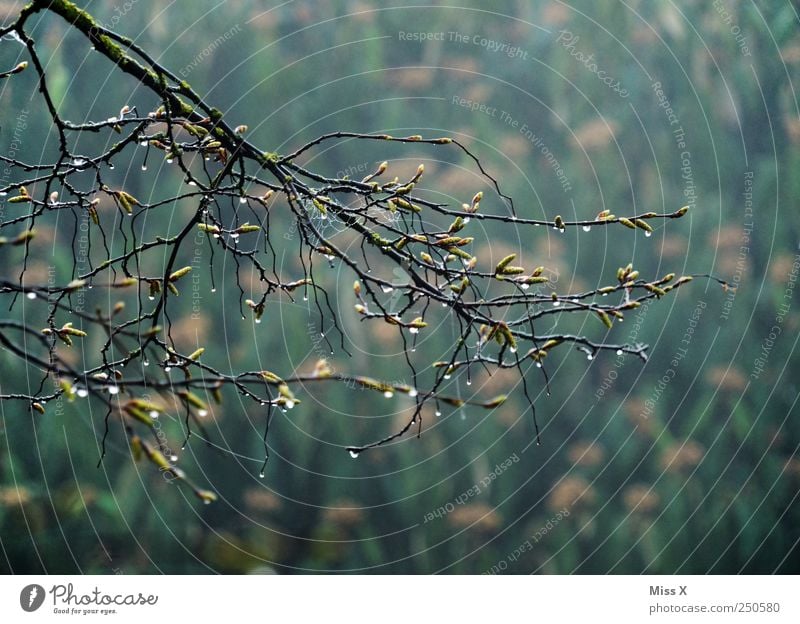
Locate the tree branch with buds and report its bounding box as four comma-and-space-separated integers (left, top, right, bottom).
0, 0, 730, 501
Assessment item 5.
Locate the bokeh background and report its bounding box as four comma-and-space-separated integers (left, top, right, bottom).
1, 0, 799, 573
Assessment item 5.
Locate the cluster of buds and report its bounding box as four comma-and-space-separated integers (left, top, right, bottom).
41, 322, 87, 346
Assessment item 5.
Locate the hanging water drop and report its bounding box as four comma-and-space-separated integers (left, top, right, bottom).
383, 391, 394, 399
77, 388, 89, 398
108, 386, 120, 395
149, 410, 159, 419
644, 230, 652, 238
435, 410, 442, 417
616, 349, 624, 356
198, 409, 208, 417
349, 450, 360, 459
26, 292, 36, 300
582, 225, 591, 232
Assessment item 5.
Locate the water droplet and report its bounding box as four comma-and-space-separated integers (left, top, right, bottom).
141, 165, 148, 171
521, 284, 530, 290
259, 472, 265, 478
285, 400, 295, 410
77, 388, 89, 398
409, 327, 419, 334
188, 180, 197, 186
302, 295, 308, 302
536, 362, 542, 368
108, 386, 120, 395
381, 286, 393, 294
26, 292, 36, 300
435, 410, 442, 417
510, 347, 517, 354
463, 217, 471, 224
255, 318, 261, 324
349, 450, 360, 459
644, 230, 652, 237
552, 301, 561, 307
198, 409, 208, 417
164, 366, 172, 373
582, 225, 592, 232
408, 388, 418, 398
616, 349, 624, 356
203, 499, 211, 505
170, 455, 178, 462
143, 360, 150, 367
586, 354, 593, 361
148, 295, 155, 301
239, 197, 247, 204
443, 374, 451, 380
166, 158, 173, 165
383, 391, 394, 399
108, 162, 115, 170
149, 410, 159, 419
466, 379, 472, 386
210, 288, 216, 293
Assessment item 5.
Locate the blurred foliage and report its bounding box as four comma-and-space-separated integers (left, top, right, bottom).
1, 0, 799, 573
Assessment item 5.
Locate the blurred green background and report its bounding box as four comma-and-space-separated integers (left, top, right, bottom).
1, 0, 799, 573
